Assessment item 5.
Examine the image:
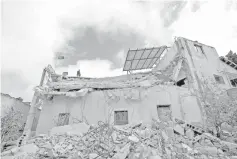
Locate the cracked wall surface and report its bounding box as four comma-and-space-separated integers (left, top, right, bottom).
36, 85, 202, 135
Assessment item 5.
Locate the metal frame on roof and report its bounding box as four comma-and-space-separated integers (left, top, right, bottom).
123, 46, 167, 71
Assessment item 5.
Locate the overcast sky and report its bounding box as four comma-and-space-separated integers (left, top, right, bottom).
1, 0, 237, 101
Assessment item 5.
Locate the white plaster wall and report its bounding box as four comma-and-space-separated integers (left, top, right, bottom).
181, 38, 234, 90
155, 37, 236, 89
1, 94, 41, 136
180, 96, 202, 123
36, 86, 202, 134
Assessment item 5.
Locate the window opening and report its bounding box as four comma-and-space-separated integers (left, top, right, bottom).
214, 74, 225, 84
114, 110, 128, 125
230, 78, 237, 87
194, 44, 205, 54
176, 78, 187, 87
157, 105, 171, 122
57, 113, 70, 126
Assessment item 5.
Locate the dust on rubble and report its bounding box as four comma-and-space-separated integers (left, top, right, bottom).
1, 119, 237, 159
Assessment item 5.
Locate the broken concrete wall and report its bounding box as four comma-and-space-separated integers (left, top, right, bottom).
181, 38, 235, 89
1, 94, 36, 126
154, 41, 179, 71
1, 93, 41, 140
36, 85, 202, 134
1, 94, 29, 119
180, 95, 202, 123
154, 37, 236, 90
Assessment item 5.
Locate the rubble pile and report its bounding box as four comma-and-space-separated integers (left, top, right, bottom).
2, 119, 237, 159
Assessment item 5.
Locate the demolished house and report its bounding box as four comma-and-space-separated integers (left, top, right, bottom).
23, 37, 237, 136
2, 37, 237, 159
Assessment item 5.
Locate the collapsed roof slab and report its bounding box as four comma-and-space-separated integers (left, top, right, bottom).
36, 72, 174, 96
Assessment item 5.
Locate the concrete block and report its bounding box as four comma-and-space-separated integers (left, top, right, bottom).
112, 143, 130, 159
174, 125, 184, 135
205, 146, 218, 156
148, 155, 162, 159
185, 129, 194, 139
50, 123, 90, 136
197, 146, 218, 156
221, 122, 233, 132
128, 134, 139, 143
21, 143, 39, 154
166, 127, 174, 139
161, 131, 169, 142
89, 153, 98, 159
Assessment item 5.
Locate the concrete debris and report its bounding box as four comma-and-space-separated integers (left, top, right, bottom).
65, 88, 92, 97
21, 143, 39, 154
221, 122, 233, 133
174, 124, 185, 135
50, 123, 90, 136
186, 128, 195, 139
2, 120, 237, 159
128, 135, 139, 143
138, 80, 152, 87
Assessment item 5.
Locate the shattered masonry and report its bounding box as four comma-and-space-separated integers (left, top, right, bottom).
2, 119, 237, 159
2, 37, 237, 159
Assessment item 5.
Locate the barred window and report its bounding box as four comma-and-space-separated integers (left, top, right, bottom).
230, 78, 237, 87
157, 105, 171, 122
57, 113, 70, 126
114, 111, 128, 125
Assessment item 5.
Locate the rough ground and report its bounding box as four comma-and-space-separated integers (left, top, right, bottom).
1, 119, 237, 159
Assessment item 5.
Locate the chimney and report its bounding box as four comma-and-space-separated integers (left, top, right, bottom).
77, 70, 81, 77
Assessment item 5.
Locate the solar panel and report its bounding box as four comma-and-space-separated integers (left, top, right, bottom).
123, 46, 167, 71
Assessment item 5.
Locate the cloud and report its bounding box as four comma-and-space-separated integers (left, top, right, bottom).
160, 1, 188, 27
1, 0, 237, 102
54, 0, 205, 68
1, 1, 60, 101
54, 1, 178, 69
55, 26, 146, 68
56, 59, 125, 78
1, 70, 31, 101
116, 50, 127, 68
171, 0, 237, 56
